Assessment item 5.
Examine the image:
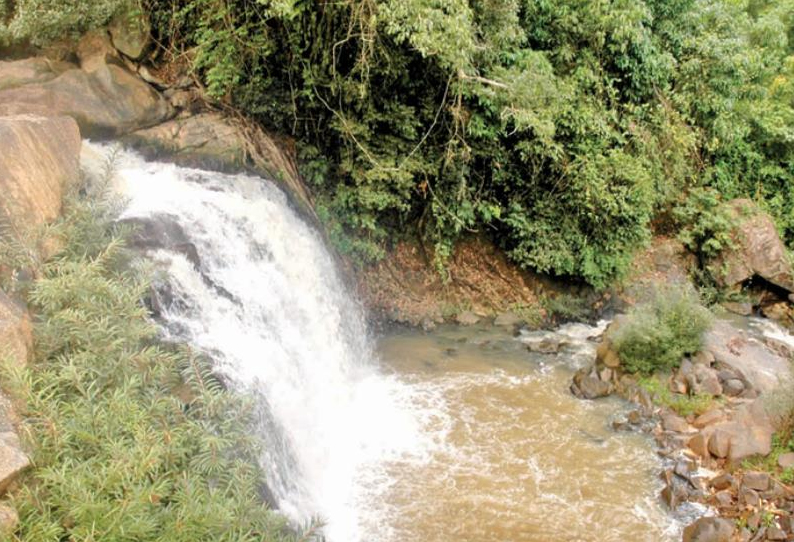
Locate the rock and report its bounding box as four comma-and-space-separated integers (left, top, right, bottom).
722, 301, 754, 316
766, 525, 787, 541
694, 409, 725, 429
456, 311, 480, 326
704, 320, 791, 394
0, 503, 18, 535
493, 311, 522, 327
0, 114, 81, 240
693, 350, 716, 366
682, 517, 736, 542
0, 291, 33, 367
742, 472, 770, 492
122, 113, 317, 222
724, 399, 775, 463
0, 57, 73, 91
596, 339, 621, 368
714, 490, 733, 507
688, 433, 711, 458
662, 411, 691, 433
761, 302, 793, 326
778, 452, 794, 469
0, 431, 29, 493
76, 30, 120, 73
710, 472, 735, 491
709, 428, 731, 458
723, 379, 745, 397
0, 61, 170, 137
109, 8, 151, 59
694, 364, 723, 396
527, 336, 566, 354
712, 199, 794, 292
627, 410, 642, 424
739, 486, 760, 507
571, 368, 612, 399
120, 214, 200, 269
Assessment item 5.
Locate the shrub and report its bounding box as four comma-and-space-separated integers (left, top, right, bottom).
0, 170, 300, 541
611, 286, 712, 374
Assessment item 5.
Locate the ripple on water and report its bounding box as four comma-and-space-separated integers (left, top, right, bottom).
361, 323, 680, 542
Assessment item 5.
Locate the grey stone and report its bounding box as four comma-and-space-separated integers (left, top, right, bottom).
682, 517, 736, 542
742, 471, 770, 492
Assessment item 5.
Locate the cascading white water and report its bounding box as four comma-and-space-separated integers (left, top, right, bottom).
85, 143, 424, 541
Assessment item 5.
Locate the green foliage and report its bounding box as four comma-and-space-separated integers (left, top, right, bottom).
674, 187, 737, 260
48, 0, 789, 287
0, 0, 136, 45
637, 376, 717, 417
1, 172, 299, 541
612, 286, 712, 374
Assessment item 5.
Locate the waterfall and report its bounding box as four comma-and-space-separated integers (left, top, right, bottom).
87, 143, 422, 541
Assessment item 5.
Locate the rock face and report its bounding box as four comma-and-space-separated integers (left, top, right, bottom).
714, 199, 794, 293
0, 44, 170, 137
0, 431, 29, 494
0, 57, 72, 91
703, 319, 791, 394
0, 114, 81, 235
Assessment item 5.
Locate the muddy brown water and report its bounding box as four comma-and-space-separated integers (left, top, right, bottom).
364, 322, 680, 542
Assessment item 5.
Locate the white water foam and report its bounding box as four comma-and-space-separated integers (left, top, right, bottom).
85, 142, 427, 541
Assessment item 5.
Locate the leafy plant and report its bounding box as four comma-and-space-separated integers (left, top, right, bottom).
612, 286, 712, 374
1, 171, 301, 541
637, 376, 717, 417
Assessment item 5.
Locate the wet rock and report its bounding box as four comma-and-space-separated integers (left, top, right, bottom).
571, 368, 611, 399
777, 452, 794, 469
712, 199, 794, 293
0, 503, 18, 536
742, 472, 770, 492
683, 517, 736, 542
627, 410, 642, 424
526, 336, 566, 354
596, 339, 621, 368
493, 311, 522, 327
120, 214, 200, 268
0, 431, 29, 493
456, 311, 480, 325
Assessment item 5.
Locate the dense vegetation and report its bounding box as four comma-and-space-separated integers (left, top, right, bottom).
0, 165, 298, 541
3, 0, 793, 288
611, 286, 712, 374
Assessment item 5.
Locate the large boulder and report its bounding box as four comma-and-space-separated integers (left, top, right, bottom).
0, 57, 170, 137
713, 199, 794, 292
109, 9, 151, 60
707, 398, 774, 463
0, 114, 81, 236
